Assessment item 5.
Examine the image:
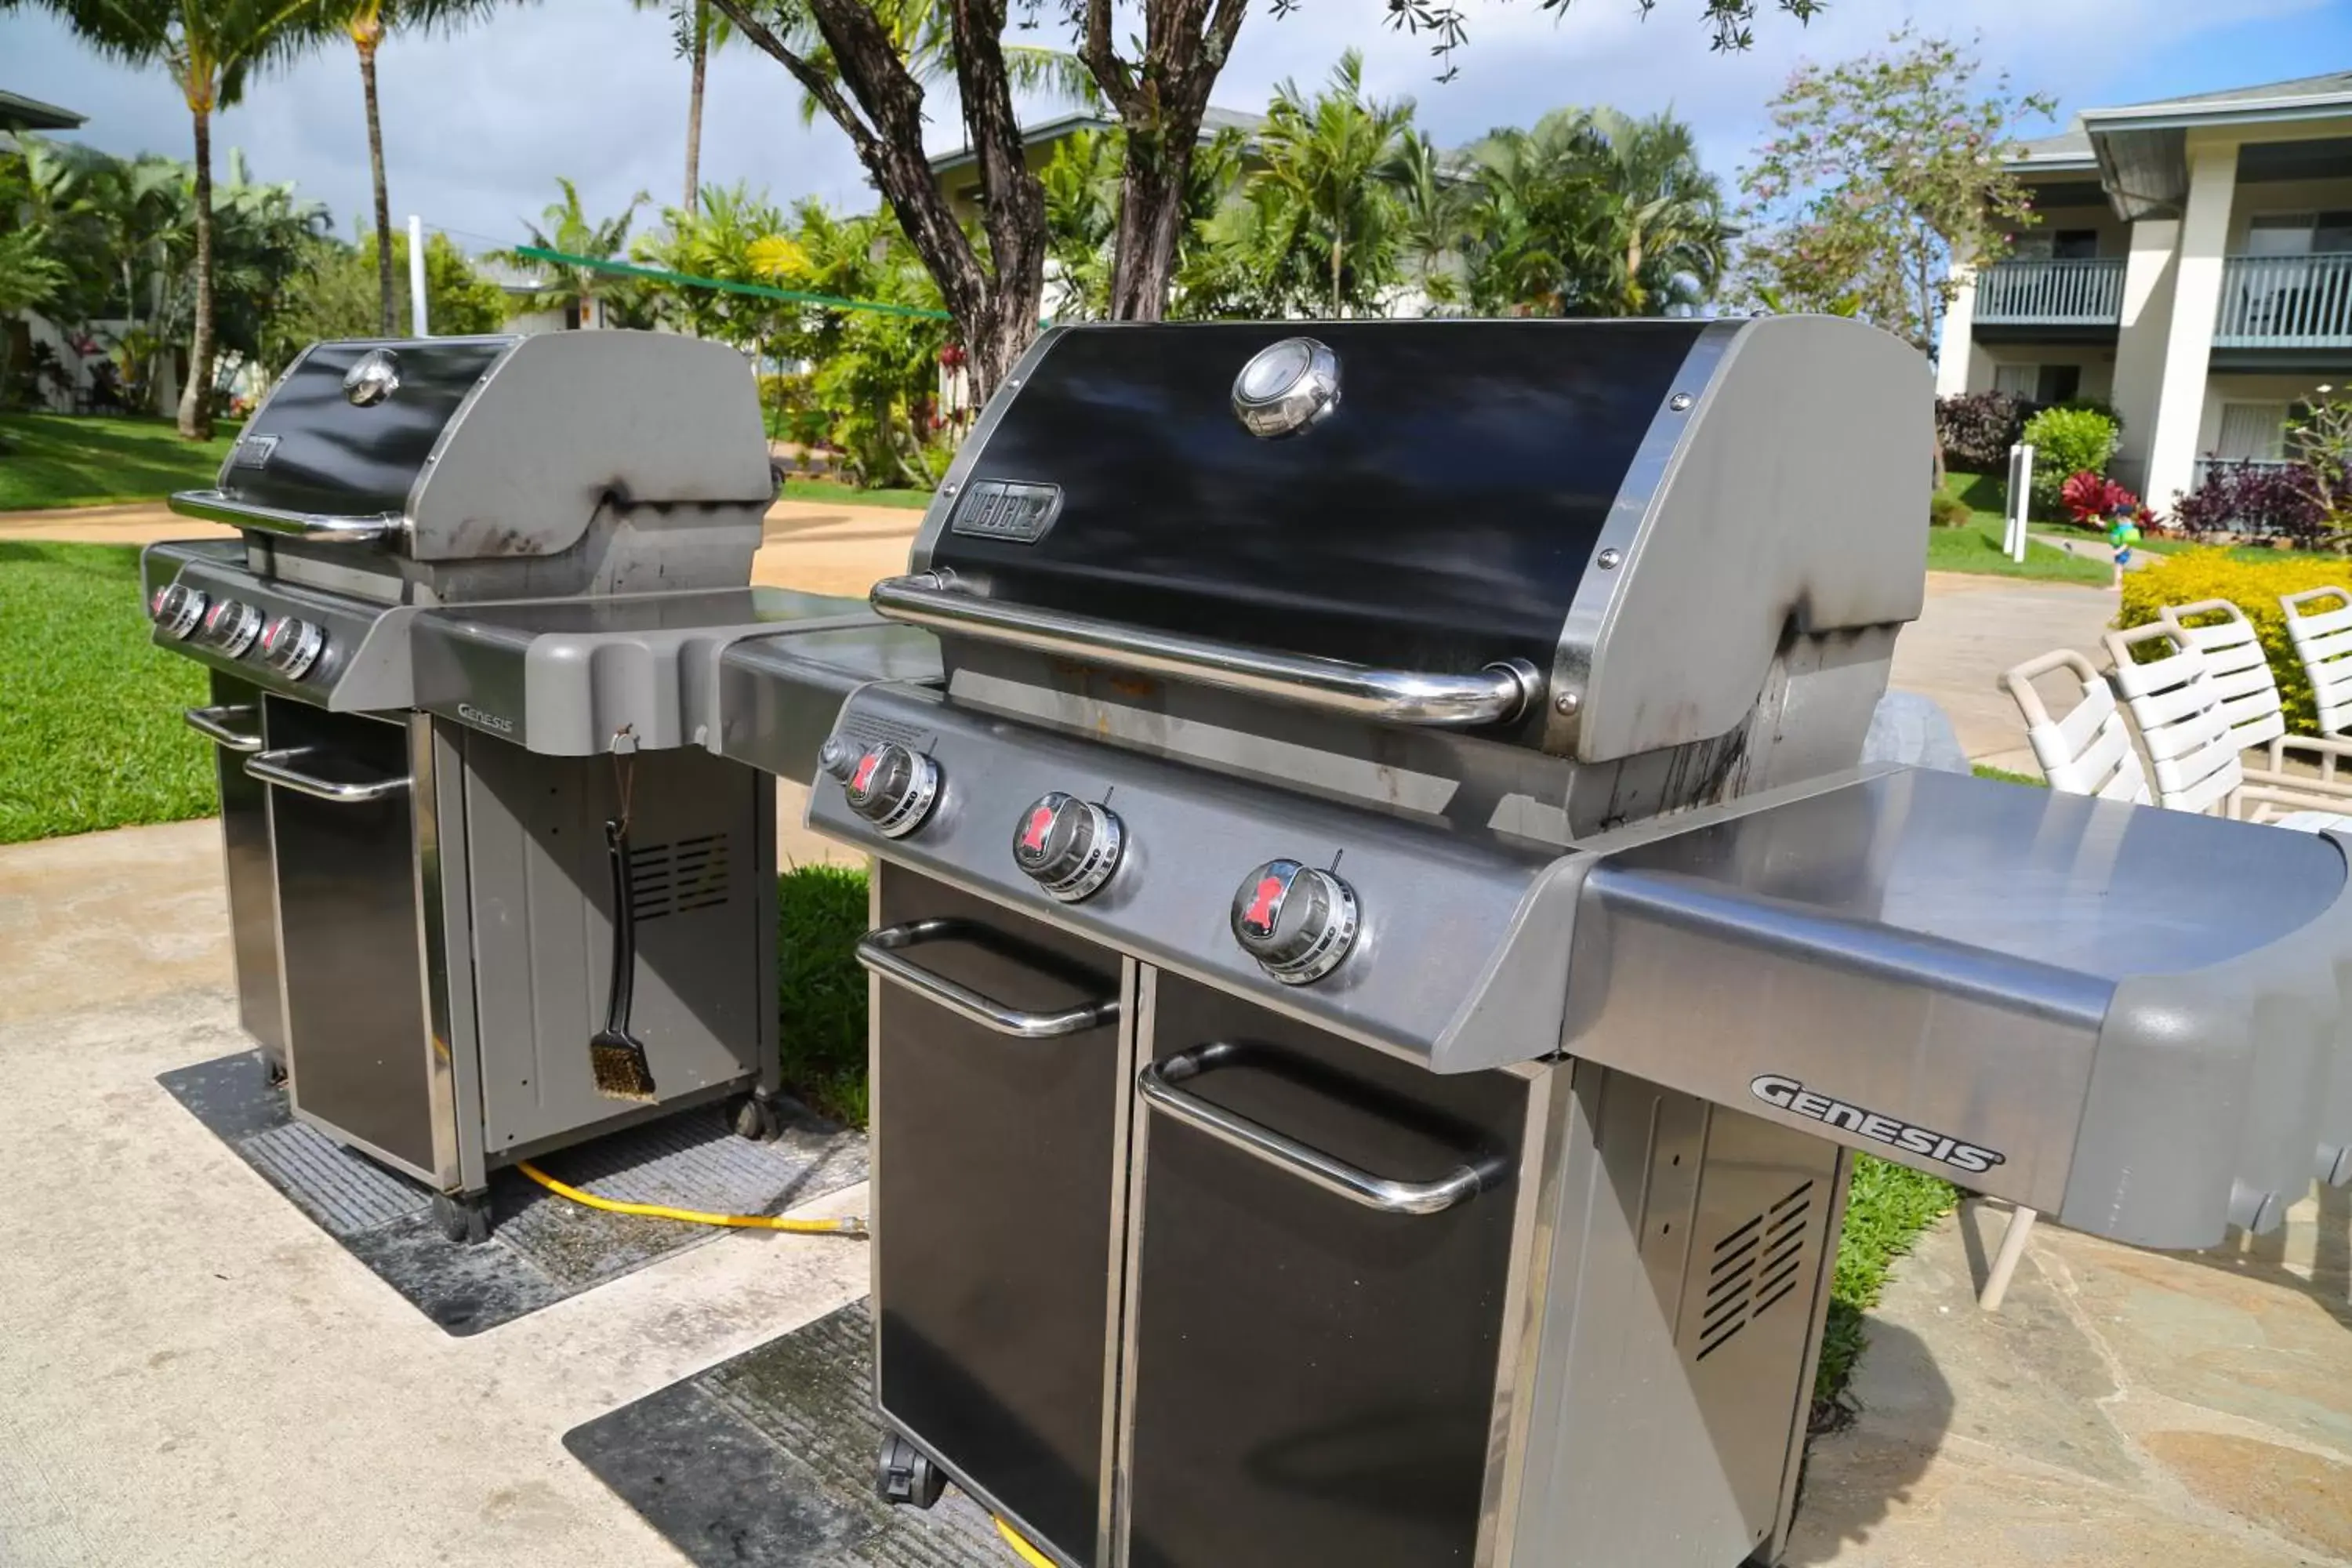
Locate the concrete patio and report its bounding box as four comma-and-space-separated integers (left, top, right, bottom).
13, 504, 2347, 1566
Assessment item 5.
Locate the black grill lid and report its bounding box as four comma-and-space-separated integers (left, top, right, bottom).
218, 338, 512, 519
920, 320, 1708, 679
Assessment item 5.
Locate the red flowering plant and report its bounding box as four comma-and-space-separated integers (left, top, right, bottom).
2060, 470, 2143, 528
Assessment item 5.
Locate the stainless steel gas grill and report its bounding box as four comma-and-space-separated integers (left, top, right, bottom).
713, 316, 2352, 1568
143, 332, 880, 1241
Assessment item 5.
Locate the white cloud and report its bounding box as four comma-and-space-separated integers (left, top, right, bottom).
1, 0, 2332, 254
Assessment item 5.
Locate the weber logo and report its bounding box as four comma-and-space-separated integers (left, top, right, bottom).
230, 433, 280, 470
949, 479, 1062, 544
1751, 1075, 2006, 1175
456, 702, 516, 735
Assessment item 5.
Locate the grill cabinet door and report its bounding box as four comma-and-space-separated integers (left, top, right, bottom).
1123, 973, 1528, 1568
872, 867, 1127, 1564
207, 672, 285, 1059
263, 699, 440, 1181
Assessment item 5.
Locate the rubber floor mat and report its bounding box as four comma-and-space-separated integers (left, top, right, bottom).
566, 1299, 1016, 1567
158, 1049, 866, 1336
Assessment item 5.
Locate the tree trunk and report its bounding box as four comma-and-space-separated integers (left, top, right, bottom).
1330, 238, 1342, 318
359, 32, 394, 336
684, 2, 707, 215
1105, 144, 1188, 321
177, 106, 216, 441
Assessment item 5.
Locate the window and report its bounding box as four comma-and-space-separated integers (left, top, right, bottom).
2216, 402, 2288, 463
1991, 363, 2081, 403
2244, 212, 2352, 256
2010, 229, 2100, 260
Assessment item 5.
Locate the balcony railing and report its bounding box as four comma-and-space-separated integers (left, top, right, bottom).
2192, 456, 2297, 492
2216, 253, 2352, 347
1975, 257, 2125, 325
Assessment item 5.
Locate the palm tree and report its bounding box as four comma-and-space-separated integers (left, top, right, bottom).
1578, 107, 1730, 315
1253, 49, 1415, 318
1378, 127, 1467, 311
633, 0, 736, 216
2, 0, 345, 437
496, 177, 648, 329
338, 0, 511, 336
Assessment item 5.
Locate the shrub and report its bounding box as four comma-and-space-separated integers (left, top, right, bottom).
2060, 470, 2143, 527
1936, 390, 2032, 471
1929, 490, 1973, 529
2171, 460, 2330, 546
2118, 548, 2352, 733
2020, 405, 2119, 518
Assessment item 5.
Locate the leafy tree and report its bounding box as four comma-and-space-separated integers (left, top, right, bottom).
0, 150, 69, 409
1047, 124, 1243, 321
632, 181, 796, 347
703, 0, 1814, 395
1576, 107, 1729, 314
1734, 27, 2055, 353
0, 0, 347, 437
1380, 128, 1468, 311
1247, 50, 1414, 318
336, 0, 513, 335
495, 177, 651, 328
261, 229, 508, 368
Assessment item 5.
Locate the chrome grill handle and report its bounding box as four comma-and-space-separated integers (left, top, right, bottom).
244, 746, 411, 804
170, 488, 405, 546
183, 704, 264, 753
1137, 1042, 1506, 1217
869, 571, 1540, 728
856, 919, 1119, 1039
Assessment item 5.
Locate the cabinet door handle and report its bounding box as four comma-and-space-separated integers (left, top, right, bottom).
245, 746, 411, 804
856, 919, 1118, 1039
1138, 1042, 1504, 1216
184, 704, 264, 753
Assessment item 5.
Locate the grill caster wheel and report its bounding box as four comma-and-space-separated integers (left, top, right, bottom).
728, 1092, 782, 1142
431, 1190, 492, 1247
876, 1432, 946, 1510
260, 1052, 288, 1089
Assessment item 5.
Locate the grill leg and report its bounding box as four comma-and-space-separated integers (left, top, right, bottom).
1979, 1203, 2037, 1312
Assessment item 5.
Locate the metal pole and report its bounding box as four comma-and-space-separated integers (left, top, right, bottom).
2005, 442, 2035, 563
408, 215, 429, 337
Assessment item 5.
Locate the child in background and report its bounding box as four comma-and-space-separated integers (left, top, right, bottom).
2107, 507, 2142, 590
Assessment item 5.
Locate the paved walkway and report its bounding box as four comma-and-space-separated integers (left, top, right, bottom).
1790, 1193, 2352, 1566
1897, 573, 2118, 773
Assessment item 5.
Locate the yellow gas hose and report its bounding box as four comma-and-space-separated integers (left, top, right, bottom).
993, 1515, 1055, 1567
514, 1160, 867, 1237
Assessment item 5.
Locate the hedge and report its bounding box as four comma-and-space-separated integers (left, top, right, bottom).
2118, 548, 2352, 734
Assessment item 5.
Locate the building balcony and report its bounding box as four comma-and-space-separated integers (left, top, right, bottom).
2216, 252, 2352, 348
1975, 257, 2125, 327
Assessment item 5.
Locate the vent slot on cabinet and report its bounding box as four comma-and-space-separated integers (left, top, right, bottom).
626, 834, 732, 921
1695, 1178, 1817, 1363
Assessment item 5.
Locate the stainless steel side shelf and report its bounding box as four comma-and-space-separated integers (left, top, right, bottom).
245, 746, 411, 804
857, 919, 1121, 1038
869, 569, 1541, 728
1138, 1041, 1507, 1216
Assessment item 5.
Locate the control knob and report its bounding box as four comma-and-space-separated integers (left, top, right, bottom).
201, 599, 264, 658
260, 615, 326, 680
1232, 860, 1359, 985
1012, 792, 1123, 903
150, 583, 207, 640
824, 738, 940, 839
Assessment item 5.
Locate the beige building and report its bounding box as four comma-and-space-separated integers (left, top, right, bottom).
1938, 71, 2352, 508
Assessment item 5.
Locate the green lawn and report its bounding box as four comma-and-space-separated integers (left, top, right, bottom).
0, 414, 238, 511
779, 476, 934, 510
1930, 470, 2114, 586
775, 862, 873, 1127
0, 543, 213, 844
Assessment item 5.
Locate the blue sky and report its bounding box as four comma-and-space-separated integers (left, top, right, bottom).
4, 0, 2350, 255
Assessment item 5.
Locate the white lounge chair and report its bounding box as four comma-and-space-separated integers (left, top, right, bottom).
2281, 585, 2352, 742
2156, 599, 2352, 826
1998, 649, 2151, 803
